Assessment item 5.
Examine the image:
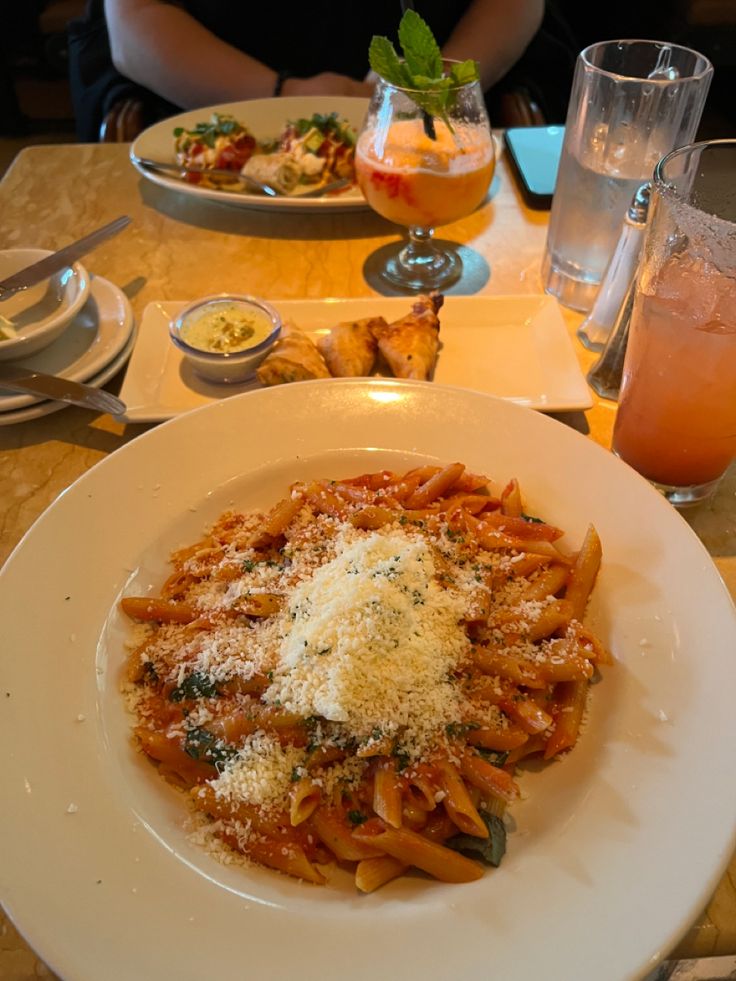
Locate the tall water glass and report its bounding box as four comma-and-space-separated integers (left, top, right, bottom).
612, 140, 736, 508
542, 40, 712, 313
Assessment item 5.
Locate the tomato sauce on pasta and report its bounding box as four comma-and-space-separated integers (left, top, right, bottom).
121, 463, 610, 890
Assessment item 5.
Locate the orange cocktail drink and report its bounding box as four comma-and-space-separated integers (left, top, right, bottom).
356, 118, 495, 229
611, 139, 736, 506
613, 254, 736, 487
356, 61, 494, 290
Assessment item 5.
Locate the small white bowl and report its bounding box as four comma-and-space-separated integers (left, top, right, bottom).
0, 249, 91, 361
170, 294, 281, 383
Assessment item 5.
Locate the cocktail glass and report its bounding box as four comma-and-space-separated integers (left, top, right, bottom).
612, 139, 736, 507
356, 68, 495, 291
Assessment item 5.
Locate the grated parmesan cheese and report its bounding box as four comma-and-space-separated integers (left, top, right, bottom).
265, 531, 470, 753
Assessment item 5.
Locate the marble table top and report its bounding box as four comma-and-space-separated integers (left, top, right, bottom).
1, 141, 734, 979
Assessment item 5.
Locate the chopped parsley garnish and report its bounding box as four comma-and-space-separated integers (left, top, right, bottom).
347, 810, 368, 826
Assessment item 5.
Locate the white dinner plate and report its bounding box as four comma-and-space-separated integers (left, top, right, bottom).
118, 294, 592, 422
131, 97, 370, 213
0, 276, 134, 414
2, 380, 735, 981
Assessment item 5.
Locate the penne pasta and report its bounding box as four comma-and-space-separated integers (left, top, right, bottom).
122, 463, 610, 892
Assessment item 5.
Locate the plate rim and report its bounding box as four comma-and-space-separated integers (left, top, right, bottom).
2, 379, 736, 981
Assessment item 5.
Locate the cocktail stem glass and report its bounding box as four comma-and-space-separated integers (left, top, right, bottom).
395, 226, 461, 286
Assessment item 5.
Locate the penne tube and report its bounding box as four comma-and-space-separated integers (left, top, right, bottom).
372, 760, 403, 829
519, 564, 570, 602
136, 727, 214, 784
544, 680, 589, 758
500, 695, 554, 734
247, 494, 303, 547
565, 524, 603, 621
349, 505, 396, 530
459, 751, 518, 804
466, 725, 529, 752
352, 824, 484, 883
526, 600, 574, 641
232, 592, 282, 617
435, 759, 488, 838
121, 596, 197, 624
500, 478, 523, 517
223, 831, 326, 886
289, 777, 321, 826
355, 855, 408, 893
310, 807, 384, 862
404, 462, 465, 509
471, 645, 547, 688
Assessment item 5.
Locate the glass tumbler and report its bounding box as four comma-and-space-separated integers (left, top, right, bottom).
542, 39, 712, 313
612, 139, 736, 508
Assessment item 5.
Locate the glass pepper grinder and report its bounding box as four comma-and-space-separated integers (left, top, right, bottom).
585, 182, 652, 401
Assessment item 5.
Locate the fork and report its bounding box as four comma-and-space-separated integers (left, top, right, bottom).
133, 156, 351, 198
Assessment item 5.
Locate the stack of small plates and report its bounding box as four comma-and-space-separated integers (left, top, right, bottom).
0, 276, 135, 425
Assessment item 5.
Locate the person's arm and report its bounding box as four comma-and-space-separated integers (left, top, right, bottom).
104, 0, 372, 107
441, 0, 545, 90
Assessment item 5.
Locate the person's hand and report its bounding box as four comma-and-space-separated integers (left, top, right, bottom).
281, 72, 374, 97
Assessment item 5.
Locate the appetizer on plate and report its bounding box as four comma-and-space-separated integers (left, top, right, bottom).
174, 113, 256, 180
258, 293, 443, 387
173, 111, 356, 195
371, 293, 443, 381
257, 322, 331, 385
316, 317, 384, 377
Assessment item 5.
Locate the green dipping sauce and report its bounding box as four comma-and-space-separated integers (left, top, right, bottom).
181, 301, 274, 354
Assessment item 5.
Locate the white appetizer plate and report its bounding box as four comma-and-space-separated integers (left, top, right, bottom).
131, 97, 369, 213
118, 294, 592, 422
0, 276, 134, 414
1, 380, 735, 981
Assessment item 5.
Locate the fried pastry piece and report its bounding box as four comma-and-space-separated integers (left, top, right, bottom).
316, 317, 384, 377
256, 321, 331, 386
371, 293, 443, 381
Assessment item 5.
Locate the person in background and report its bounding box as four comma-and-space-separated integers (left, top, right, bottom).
69, 0, 575, 140
103, 0, 544, 104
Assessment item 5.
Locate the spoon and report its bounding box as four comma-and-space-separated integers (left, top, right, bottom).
133, 157, 352, 199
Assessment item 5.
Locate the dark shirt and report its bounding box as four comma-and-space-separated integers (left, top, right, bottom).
68, 1, 576, 140
68, 0, 472, 140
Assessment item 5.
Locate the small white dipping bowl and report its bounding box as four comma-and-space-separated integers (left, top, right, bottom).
0, 248, 91, 361
170, 294, 281, 383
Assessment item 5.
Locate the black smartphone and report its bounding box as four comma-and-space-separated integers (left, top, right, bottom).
504, 126, 565, 209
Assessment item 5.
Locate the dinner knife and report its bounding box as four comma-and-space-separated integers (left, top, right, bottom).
0, 363, 126, 415
0, 216, 131, 302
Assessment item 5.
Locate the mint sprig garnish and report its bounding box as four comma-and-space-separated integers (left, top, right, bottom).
369, 10, 480, 140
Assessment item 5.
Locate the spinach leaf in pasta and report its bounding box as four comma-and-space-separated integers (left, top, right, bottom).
446, 812, 507, 867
